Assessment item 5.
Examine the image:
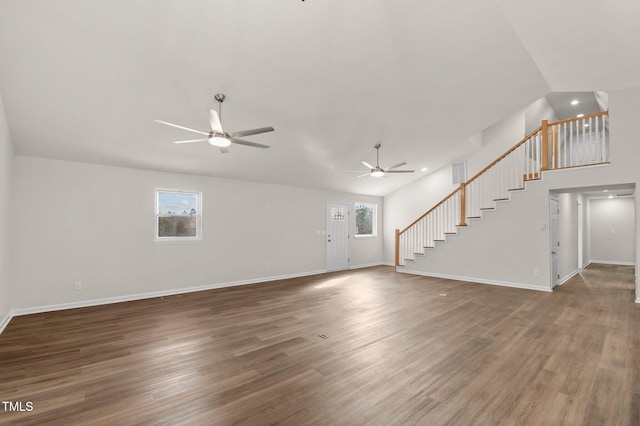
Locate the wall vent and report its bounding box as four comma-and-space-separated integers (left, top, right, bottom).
452, 161, 467, 185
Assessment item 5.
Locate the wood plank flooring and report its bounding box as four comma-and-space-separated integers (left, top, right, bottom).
0, 263, 638, 425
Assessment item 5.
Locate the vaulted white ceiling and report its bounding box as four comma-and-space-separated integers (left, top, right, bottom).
0, 0, 638, 196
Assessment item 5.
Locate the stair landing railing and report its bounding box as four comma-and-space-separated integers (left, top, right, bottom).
395, 111, 609, 267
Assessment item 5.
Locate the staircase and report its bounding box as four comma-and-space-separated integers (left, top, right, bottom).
395, 111, 609, 267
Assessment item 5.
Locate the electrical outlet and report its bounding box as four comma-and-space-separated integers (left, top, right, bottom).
74, 281, 82, 290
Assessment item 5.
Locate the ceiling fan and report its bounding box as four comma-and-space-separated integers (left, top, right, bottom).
155, 93, 274, 154
344, 144, 414, 178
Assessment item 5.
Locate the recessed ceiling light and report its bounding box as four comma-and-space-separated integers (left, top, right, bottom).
608, 195, 614, 199
421, 167, 428, 172
577, 113, 584, 118
571, 100, 579, 106
603, 190, 609, 192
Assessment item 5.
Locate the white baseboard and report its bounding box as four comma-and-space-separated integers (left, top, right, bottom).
589, 260, 635, 266
581, 261, 592, 269
0, 311, 11, 334
349, 262, 387, 270
397, 268, 552, 293
556, 270, 580, 286
9, 269, 328, 319
636, 298, 640, 304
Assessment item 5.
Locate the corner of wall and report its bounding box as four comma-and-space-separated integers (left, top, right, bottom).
0, 89, 14, 330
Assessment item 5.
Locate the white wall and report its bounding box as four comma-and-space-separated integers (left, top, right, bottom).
0, 92, 13, 327
391, 87, 640, 293
589, 197, 636, 264
525, 97, 558, 134
469, 107, 526, 178
10, 156, 383, 311
384, 104, 527, 265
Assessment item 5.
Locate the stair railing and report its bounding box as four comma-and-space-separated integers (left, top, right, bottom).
395, 111, 609, 267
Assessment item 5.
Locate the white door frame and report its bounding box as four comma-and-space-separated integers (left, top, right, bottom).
550, 196, 560, 288
577, 200, 583, 269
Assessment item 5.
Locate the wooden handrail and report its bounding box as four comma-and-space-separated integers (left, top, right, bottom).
548, 110, 608, 127
464, 111, 608, 187
400, 125, 544, 236
400, 187, 461, 234
397, 109, 610, 250
466, 125, 542, 186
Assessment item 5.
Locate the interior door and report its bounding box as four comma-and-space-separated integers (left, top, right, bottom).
550, 197, 560, 287
327, 202, 349, 271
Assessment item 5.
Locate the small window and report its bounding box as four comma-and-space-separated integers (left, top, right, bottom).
355, 202, 376, 237
331, 207, 346, 221
155, 189, 202, 243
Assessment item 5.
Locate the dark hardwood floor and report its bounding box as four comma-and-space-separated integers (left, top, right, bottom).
0, 264, 638, 425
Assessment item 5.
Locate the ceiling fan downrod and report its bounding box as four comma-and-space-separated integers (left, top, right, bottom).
214, 93, 225, 120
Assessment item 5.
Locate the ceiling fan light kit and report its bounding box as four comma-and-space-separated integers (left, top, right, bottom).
344, 144, 414, 178
208, 136, 231, 148
155, 93, 274, 154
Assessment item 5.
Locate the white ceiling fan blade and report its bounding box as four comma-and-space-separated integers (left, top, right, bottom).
385, 170, 415, 173
219, 147, 230, 154
155, 120, 210, 136
230, 138, 270, 149
357, 172, 372, 178
362, 161, 375, 169
173, 139, 208, 144
384, 161, 407, 171
228, 127, 274, 138
208, 109, 223, 134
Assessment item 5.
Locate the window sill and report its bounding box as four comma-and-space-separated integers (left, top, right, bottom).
153, 237, 203, 245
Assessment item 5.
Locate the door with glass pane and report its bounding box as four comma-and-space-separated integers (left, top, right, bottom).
326, 202, 349, 271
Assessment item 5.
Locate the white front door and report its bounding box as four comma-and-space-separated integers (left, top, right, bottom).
327, 202, 349, 271
550, 197, 560, 287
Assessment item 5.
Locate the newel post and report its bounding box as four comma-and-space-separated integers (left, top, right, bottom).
395, 229, 400, 267
459, 183, 467, 227
541, 119, 549, 171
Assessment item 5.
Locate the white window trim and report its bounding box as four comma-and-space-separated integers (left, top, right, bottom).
355, 202, 377, 238
154, 188, 203, 244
